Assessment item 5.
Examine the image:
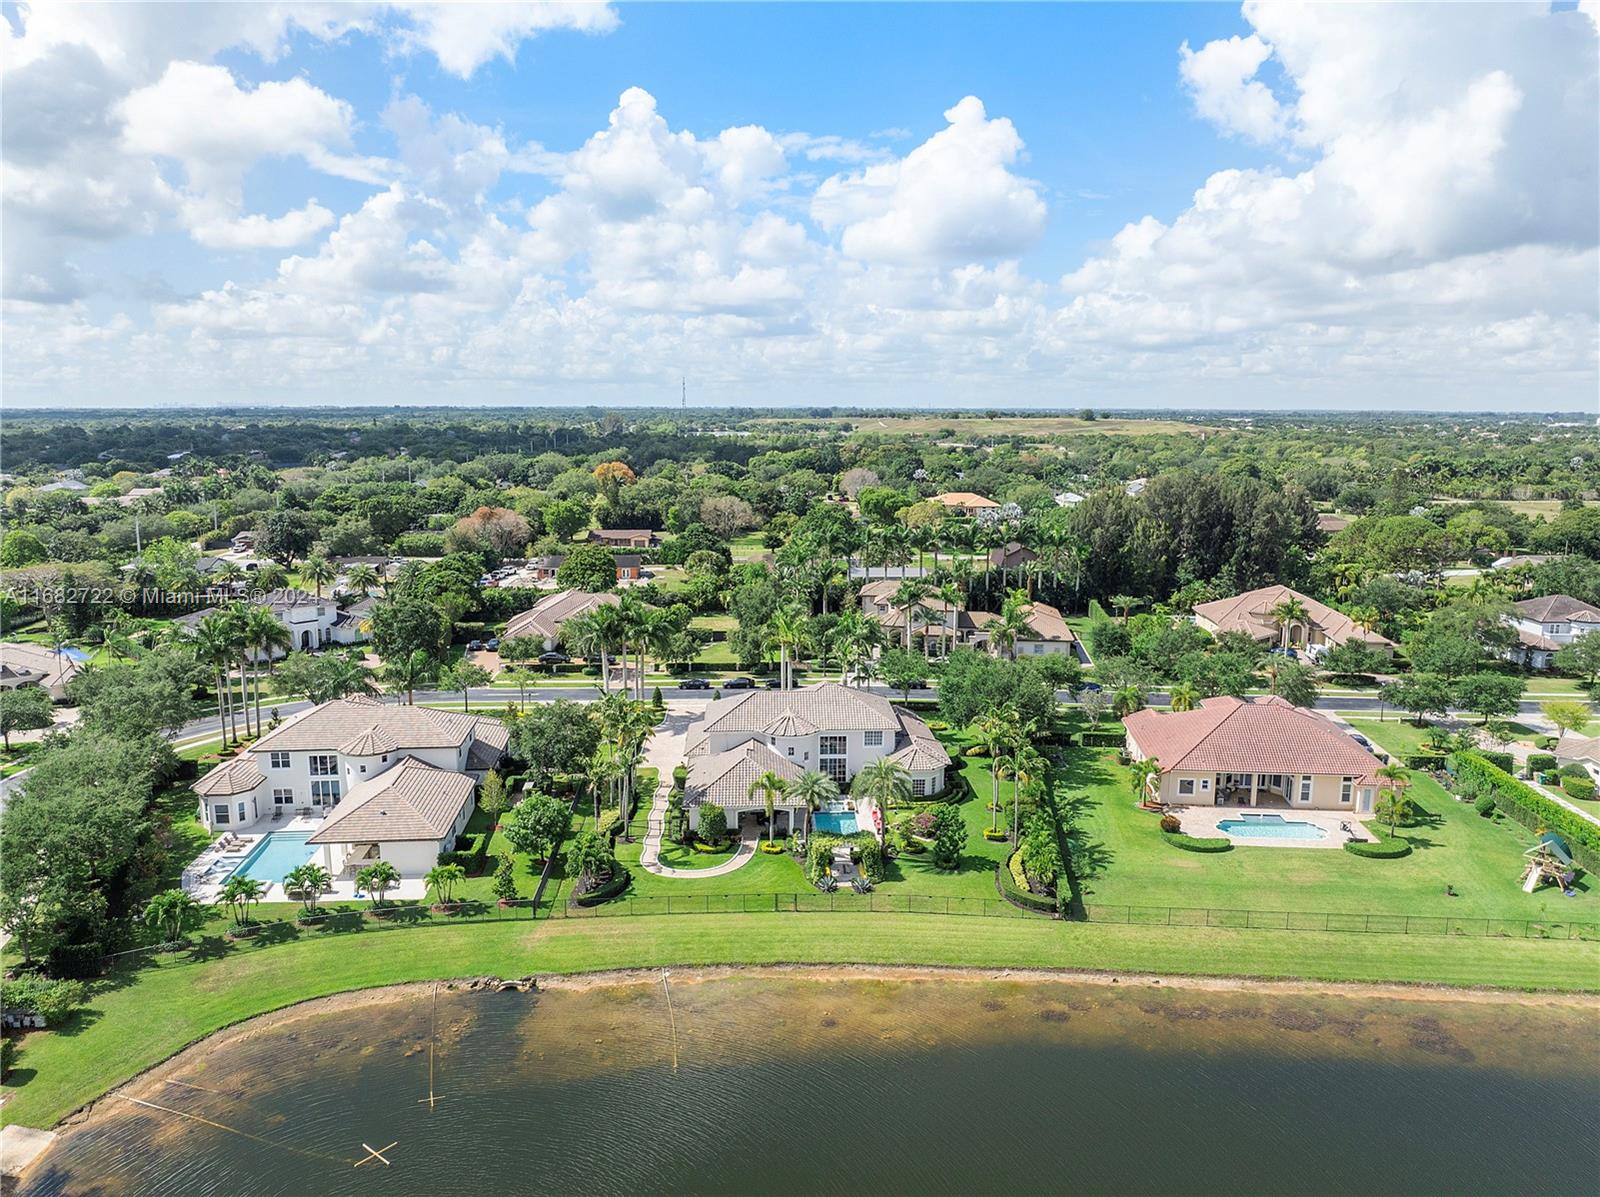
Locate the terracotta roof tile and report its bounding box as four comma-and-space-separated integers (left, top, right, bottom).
1124, 696, 1380, 780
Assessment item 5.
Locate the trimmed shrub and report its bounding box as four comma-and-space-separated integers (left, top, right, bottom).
1558, 762, 1590, 779
1344, 832, 1412, 859
0, 974, 87, 1026
981, 827, 1009, 842
1534, 735, 1557, 750
1403, 752, 1447, 770
1474, 793, 1496, 817
998, 853, 1056, 914
1079, 730, 1127, 749
1161, 832, 1232, 853
1477, 750, 1515, 774
1565, 776, 1596, 801
759, 839, 786, 854
1527, 753, 1558, 775
1450, 751, 1600, 872
572, 867, 631, 907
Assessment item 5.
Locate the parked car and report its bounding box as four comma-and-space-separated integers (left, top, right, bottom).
537, 651, 570, 664
485, 638, 499, 651
1076, 682, 1102, 693
723, 677, 756, 690
676, 677, 710, 690
1268, 646, 1300, 660
1349, 732, 1373, 750
467, 640, 483, 651
762, 677, 785, 688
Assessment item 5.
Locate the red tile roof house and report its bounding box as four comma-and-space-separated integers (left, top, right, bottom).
1124, 696, 1383, 813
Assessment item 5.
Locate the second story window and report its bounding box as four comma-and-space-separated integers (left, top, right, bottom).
269, 751, 290, 769
819, 735, 847, 757
864, 731, 884, 747
309, 754, 338, 776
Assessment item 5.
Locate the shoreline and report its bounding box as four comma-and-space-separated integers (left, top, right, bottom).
39, 961, 1600, 1136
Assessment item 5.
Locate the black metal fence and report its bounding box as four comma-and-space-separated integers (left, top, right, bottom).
556, 892, 1033, 919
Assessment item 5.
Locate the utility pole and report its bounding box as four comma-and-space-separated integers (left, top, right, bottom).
681, 376, 687, 411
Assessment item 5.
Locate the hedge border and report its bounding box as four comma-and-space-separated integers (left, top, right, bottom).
571, 866, 632, 907
1343, 831, 1412, 859
996, 851, 1056, 914
1161, 831, 1232, 853
1450, 751, 1600, 873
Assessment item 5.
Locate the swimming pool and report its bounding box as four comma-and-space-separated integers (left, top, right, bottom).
812, 802, 860, 835
1216, 813, 1327, 841
231, 831, 316, 882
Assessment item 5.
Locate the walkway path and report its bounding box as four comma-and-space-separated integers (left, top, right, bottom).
637, 702, 760, 879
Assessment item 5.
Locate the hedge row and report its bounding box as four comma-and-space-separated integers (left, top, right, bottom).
996, 852, 1057, 914
1078, 730, 1127, 748
1566, 776, 1596, 801
439, 825, 493, 874
1477, 749, 1515, 774
572, 867, 632, 907
1344, 831, 1412, 859
1403, 752, 1447, 770
1161, 831, 1232, 853
1450, 751, 1600, 872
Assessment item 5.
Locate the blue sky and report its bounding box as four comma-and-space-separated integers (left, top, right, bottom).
3, 2, 1596, 410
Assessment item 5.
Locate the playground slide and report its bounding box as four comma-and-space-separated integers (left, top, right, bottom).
1522, 869, 1541, 893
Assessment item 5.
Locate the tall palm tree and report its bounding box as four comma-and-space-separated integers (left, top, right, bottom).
244, 605, 290, 736
855, 757, 911, 822
989, 589, 1033, 661
300, 555, 335, 599
192, 612, 238, 743
769, 603, 809, 689
1109, 594, 1139, 625
586, 602, 626, 693
747, 770, 789, 843
1374, 763, 1413, 833
344, 562, 382, 597
973, 706, 1021, 832
1168, 681, 1199, 712
380, 648, 436, 704
1131, 756, 1162, 806
617, 593, 651, 698
891, 578, 931, 653
788, 768, 838, 841
1009, 745, 1048, 845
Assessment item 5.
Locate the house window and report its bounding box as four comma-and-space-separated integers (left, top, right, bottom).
213, 804, 230, 825
311, 780, 341, 805
1340, 777, 1354, 804
1177, 778, 1196, 797
821, 758, 848, 785
1200, 778, 1210, 791
269, 751, 290, 769
309, 754, 338, 776
913, 778, 928, 797
273, 788, 294, 806
864, 731, 884, 747
1298, 776, 1313, 804
819, 735, 847, 756
787, 747, 794, 757
236, 802, 247, 822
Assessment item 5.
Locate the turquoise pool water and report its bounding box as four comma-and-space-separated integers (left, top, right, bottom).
1217, 814, 1327, 841
812, 805, 860, 835
232, 831, 315, 882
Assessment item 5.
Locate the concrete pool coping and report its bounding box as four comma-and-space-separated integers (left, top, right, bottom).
1176, 807, 1377, 849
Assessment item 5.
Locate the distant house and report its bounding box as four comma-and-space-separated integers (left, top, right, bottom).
614, 553, 643, 581
503, 589, 621, 650
987, 541, 1036, 570
1316, 513, 1350, 534
1555, 733, 1600, 783
1503, 594, 1600, 670
1124, 478, 1149, 497
1054, 491, 1086, 507
858, 581, 1080, 659
1192, 585, 1395, 655
0, 642, 86, 701
684, 682, 951, 833
231, 531, 257, 551
928, 491, 998, 517
1492, 554, 1553, 571
191, 698, 507, 876
525, 555, 565, 581
175, 589, 363, 655
36, 479, 88, 494
1124, 696, 1382, 813
589, 529, 658, 549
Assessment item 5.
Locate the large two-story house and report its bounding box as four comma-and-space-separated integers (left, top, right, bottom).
192, 697, 507, 878
1502, 594, 1600, 670
684, 682, 951, 834
1124, 696, 1382, 813
175, 588, 368, 655
1192, 585, 1395, 657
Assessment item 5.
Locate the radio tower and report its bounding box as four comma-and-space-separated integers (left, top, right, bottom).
681, 376, 686, 410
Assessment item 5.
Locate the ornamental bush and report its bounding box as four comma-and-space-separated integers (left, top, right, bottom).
699, 802, 727, 842
1161, 832, 1232, 853
1477, 750, 1516, 774
1344, 832, 1412, 859
1558, 762, 1590, 779
0, 974, 87, 1026
1451, 751, 1600, 871
1474, 793, 1496, 817
1527, 753, 1558, 774
1565, 776, 1597, 801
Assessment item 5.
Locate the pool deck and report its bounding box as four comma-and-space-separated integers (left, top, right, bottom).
182, 816, 428, 902
1176, 807, 1377, 849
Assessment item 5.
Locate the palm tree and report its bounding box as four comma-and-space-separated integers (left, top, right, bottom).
356, 860, 401, 907
143, 889, 203, 944
193, 612, 239, 743
768, 603, 809, 690
425, 862, 466, 905
344, 562, 381, 597
854, 757, 911, 819
829, 608, 878, 684
890, 578, 930, 654
973, 706, 1021, 831
217, 875, 266, 927
1009, 746, 1049, 845
788, 768, 838, 841
1109, 594, 1139, 625
989, 589, 1032, 661
1130, 756, 1162, 807
1168, 681, 1199, 712
244, 605, 290, 737
1114, 684, 1146, 717
380, 648, 436, 704
586, 602, 627, 693
301, 555, 335, 599
617, 593, 651, 698
284, 862, 331, 916
747, 770, 789, 843
1270, 596, 1311, 650
211, 559, 246, 592
1375, 763, 1413, 834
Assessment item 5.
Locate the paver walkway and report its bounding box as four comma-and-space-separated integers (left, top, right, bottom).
637, 702, 760, 879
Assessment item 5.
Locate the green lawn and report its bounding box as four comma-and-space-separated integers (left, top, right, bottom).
1342, 717, 1440, 759
1067, 731, 1597, 925
6, 911, 1596, 1131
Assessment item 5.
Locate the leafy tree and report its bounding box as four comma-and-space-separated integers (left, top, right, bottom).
356, 860, 401, 907
878, 647, 927, 700
440, 660, 492, 711
1452, 672, 1524, 724
0, 686, 52, 751
491, 851, 519, 903
0, 973, 87, 1027
1380, 673, 1453, 725
541, 497, 591, 542
380, 648, 437, 704
1554, 632, 1600, 686
501, 792, 570, 861
255, 509, 319, 566
556, 544, 617, 593
0, 531, 48, 567
1268, 660, 1319, 708
478, 769, 509, 824
66, 648, 205, 740
274, 652, 377, 703
1321, 639, 1387, 681
510, 700, 600, 787
1541, 700, 1593, 739
698, 802, 728, 842
1403, 626, 1485, 681
564, 828, 616, 884
936, 649, 1056, 730
930, 802, 965, 870
369, 597, 450, 661
700, 495, 759, 537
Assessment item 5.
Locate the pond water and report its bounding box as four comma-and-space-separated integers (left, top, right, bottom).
20, 973, 1600, 1196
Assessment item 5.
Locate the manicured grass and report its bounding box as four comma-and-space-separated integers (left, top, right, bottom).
689, 613, 738, 633
1342, 717, 1442, 759
1067, 734, 1597, 924
6, 910, 1596, 1130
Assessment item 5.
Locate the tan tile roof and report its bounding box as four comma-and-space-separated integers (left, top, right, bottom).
685, 740, 806, 810
1191, 585, 1395, 648
1515, 594, 1600, 623
307, 757, 474, 844
340, 725, 399, 756
700, 682, 901, 737
193, 755, 266, 796
1516, 627, 1562, 652
0, 642, 84, 690
886, 710, 952, 773
1018, 601, 1074, 643
930, 491, 997, 508
988, 541, 1036, 568
1556, 734, 1600, 765
1124, 696, 1380, 780
250, 696, 488, 754
503, 589, 620, 641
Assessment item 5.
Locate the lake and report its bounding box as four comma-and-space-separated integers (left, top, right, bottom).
19, 970, 1600, 1196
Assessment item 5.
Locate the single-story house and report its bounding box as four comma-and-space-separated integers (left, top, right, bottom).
614, 553, 643, 581
589, 529, 658, 549
1124, 696, 1382, 813
928, 491, 998, 517
0, 641, 86, 701
1192, 585, 1396, 655
1554, 733, 1600, 783
503, 589, 621, 650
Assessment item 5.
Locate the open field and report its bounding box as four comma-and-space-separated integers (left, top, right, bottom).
5, 909, 1597, 1131
753, 414, 1209, 437
1434, 497, 1599, 519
